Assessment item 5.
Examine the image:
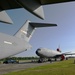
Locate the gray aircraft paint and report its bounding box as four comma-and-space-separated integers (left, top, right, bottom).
0, 20, 57, 59
0, 0, 74, 24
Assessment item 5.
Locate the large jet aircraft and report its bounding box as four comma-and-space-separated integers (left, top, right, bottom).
0, 0, 74, 24
0, 20, 57, 59
36, 47, 75, 62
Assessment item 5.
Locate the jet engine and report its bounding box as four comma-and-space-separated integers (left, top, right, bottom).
57, 48, 61, 52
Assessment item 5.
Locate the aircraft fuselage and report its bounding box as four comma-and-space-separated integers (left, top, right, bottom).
0, 32, 31, 59
36, 48, 61, 58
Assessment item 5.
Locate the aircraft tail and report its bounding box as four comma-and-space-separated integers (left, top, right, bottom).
14, 20, 57, 42
56, 45, 61, 52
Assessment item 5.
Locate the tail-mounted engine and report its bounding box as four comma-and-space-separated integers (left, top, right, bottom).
57, 48, 61, 52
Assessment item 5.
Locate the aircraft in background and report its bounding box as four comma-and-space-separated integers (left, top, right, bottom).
0, 0, 74, 24
36, 47, 75, 62
0, 20, 57, 59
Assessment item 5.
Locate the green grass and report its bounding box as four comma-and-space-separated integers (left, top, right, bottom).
4, 59, 75, 75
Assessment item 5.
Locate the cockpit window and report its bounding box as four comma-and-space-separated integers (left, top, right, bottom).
37, 49, 41, 51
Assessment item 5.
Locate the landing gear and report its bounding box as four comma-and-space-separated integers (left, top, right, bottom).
38, 58, 43, 63
66, 58, 68, 60
55, 58, 57, 61
48, 58, 52, 63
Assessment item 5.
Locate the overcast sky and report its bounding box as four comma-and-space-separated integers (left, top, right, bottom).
0, 1, 75, 57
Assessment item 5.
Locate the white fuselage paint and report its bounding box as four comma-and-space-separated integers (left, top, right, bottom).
36, 48, 62, 58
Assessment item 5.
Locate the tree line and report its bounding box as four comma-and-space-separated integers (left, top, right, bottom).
0, 56, 39, 61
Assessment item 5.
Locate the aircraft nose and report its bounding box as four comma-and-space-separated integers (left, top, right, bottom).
36, 49, 41, 55
36, 50, 38, 55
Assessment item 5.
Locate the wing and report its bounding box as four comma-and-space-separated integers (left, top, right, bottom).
55, 52, 75, 57
0, 0, 74, 24
63, 52, 75, 55
39, 0, 74, 5
0, 0, 74, 23
0, 0, 44, 20
0, 0, 74, 10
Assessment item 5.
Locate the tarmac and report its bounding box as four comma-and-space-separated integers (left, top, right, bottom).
0, 60, 50, 75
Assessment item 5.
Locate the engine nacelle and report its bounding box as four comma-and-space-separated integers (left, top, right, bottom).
57, 48, 61, 52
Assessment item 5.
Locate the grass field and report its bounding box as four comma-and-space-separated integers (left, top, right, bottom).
4, 58, 75, 75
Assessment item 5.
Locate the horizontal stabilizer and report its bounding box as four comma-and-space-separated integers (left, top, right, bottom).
29, 22, 57, 27
14, 20, 57, 42
40, 0, 75, 5
0, 11, 13, 24
16, 0, 44, 19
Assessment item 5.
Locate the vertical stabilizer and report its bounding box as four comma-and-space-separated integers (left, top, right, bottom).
57, 45, 61, 52
14, 20, 35, 42
14, 20, 57, 42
